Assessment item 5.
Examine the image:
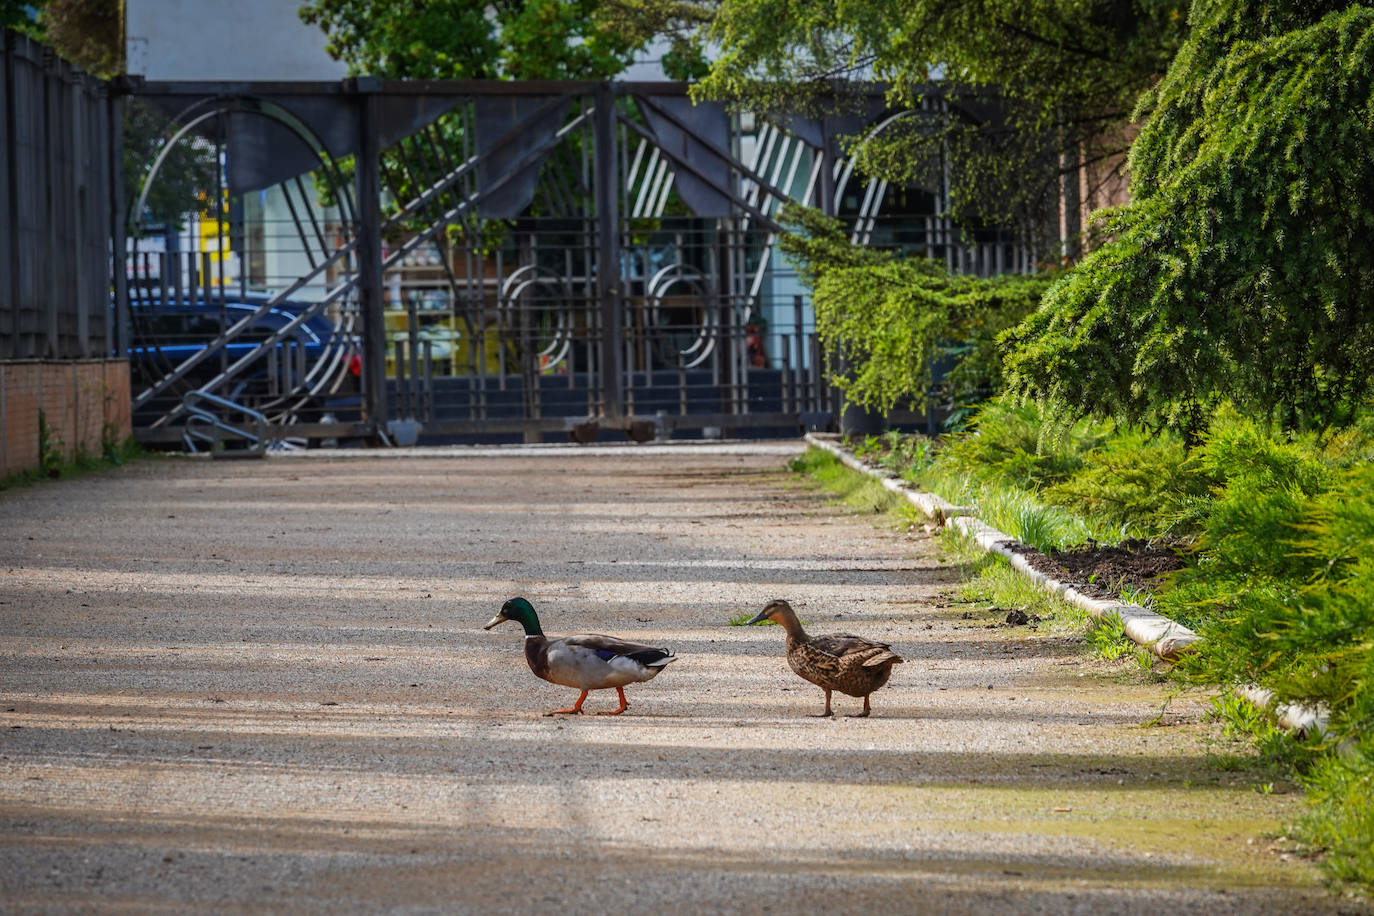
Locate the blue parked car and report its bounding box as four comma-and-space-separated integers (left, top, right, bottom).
127, 293, 358, 421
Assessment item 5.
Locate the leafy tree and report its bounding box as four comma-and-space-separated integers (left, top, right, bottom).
297, 0, 653, 239
41, 0, 120, 76
299, 0, 643, 80
122, 100, 219, 232
1002, 1, 1374, 440
2, 0, 43, 36
779, 203, 1055, 413
604, 0, 1187, 249
4, 0, 121, 77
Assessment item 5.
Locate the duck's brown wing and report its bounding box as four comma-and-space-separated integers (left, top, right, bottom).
809, 633, 892, 658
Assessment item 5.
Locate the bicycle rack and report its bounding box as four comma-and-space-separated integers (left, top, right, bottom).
181, 390, 269, 457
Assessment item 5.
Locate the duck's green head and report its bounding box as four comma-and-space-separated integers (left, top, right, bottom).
484, 596, 543, 636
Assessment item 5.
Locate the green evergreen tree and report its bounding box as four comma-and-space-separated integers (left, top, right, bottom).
1003, 1, 1374, 439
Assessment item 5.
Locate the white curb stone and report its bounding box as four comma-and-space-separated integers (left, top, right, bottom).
803, 433, 1329, 734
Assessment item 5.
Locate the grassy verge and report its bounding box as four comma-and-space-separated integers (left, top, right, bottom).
835, 401, 1374, 894
792, 445, 1150, 668
788, 446, 924, 530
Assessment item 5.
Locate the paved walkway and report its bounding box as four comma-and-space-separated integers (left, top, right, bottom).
0, 446, 1359, 913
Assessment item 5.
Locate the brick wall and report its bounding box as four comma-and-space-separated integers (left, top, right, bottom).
0, 360, 132, 477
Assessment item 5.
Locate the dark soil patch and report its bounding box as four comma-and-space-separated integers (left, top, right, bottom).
1006, 538, 1192, 602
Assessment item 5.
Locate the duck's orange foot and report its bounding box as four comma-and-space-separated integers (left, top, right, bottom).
545, 690, 589, 716
595, 687, 629, 715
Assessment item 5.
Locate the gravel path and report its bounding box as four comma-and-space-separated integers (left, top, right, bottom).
0, 446, 1362, 914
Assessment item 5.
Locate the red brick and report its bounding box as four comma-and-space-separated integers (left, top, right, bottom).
1, 360, 133, 475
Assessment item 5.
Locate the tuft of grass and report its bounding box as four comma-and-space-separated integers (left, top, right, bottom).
728, 612, 775, 626
1299, 750, 1374, 889
976, 487, 1120, 553
1206, 693, 1321, 778
944, 543, 1084, 635
1083, 612, 1135, 662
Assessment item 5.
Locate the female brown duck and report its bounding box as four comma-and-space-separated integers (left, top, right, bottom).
747, 599, 903, 717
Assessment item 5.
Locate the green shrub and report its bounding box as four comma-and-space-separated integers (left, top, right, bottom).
1173, 463, 1374, 809
923, 398, 1108, 493
1189, 415, 1337, 581
1046, 427, 1210, 537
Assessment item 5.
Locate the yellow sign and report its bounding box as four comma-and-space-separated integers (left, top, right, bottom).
197, 191, 233, 285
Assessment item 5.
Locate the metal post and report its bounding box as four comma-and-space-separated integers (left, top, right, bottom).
43, 49, 58, 357
3, 31, 17, 359
108, 88, 129, 358
355, 77, 388, 433
594, 82, 623, 420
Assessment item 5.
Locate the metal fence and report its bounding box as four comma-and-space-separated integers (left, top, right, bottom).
118, 78, 1036, 448
2, 38, 1039, 448
1, 27, 120, 361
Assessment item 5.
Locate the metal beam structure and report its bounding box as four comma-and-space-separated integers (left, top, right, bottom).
114, 78, 1035, 449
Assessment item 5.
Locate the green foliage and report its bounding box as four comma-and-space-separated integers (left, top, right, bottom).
859, 430, 937, 481
2, 413, 141, 491
865, 401, 1374, 890
978, 487, 1117, 554
1083, 612, 1134, 662
1207, 692, 1320, 776
24, 2, 196, 229
124, 100, 219, 232
4, 1, 121, 77
1207, 469, 1374, 891
2, 0, 43, 37
779, 204, 1055, 413
299, 0, 642, 80
1045, 428, 1210, 536
1165, 456, 1374, 814
100, 424, 139, 467
1186, 416, 1339, 581
671, 0, 1186, 246
297, 0, 644, 240
1003, 3, 1374, 439
40, 0, 120, 76
925, 399, 1106, 492
37, 410, 64, 478
1299, 748, 1374, 890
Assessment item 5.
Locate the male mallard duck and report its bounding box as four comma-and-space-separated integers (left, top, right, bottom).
747, 598, 903, 717
484, 596, 678, 715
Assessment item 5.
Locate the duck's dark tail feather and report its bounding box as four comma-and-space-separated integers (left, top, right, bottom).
626, 648, 677, 667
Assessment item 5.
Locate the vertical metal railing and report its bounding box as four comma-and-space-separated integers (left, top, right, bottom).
1, 27, 115, 362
